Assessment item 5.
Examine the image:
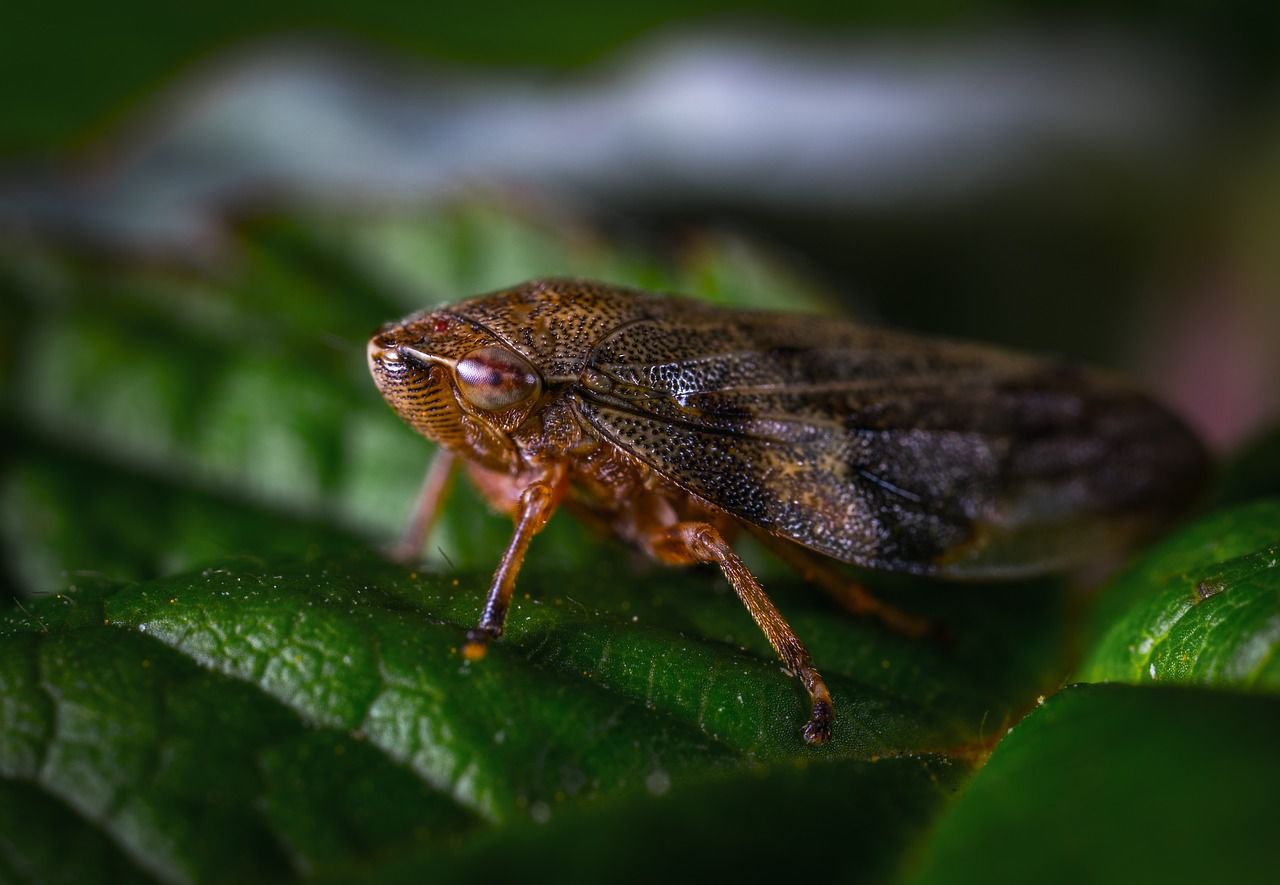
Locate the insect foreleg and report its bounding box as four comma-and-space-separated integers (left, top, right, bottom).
750, 529, 932, 639
390, 448, 457, 563
656, 522, 835, 745
460, 464, 567, 661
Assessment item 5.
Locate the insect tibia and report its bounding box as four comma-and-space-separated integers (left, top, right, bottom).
656, 521, 836, 744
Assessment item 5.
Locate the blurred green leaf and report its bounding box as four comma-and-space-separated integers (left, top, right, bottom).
906, 683, 1280, 885
0, 780, 153, 885
0, 438, 367, 594
1076, 500, 1280, 690
1, 203, 834, 591
360, 754, 965, 885
1213, 424, 1280, 506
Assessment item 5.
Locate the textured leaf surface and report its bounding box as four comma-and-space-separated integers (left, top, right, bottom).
0, 589, 475, 882
907, 683, 1280, 885
0, 554, 1038, 880
1077, 500, 1280, 690
2, 200, 1277, 883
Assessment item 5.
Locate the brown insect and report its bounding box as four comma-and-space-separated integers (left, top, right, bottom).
367, 278, 1206, 744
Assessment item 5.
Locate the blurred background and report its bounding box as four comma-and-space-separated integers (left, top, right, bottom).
2, 0, 1279, 596
2, 10, 1278, 882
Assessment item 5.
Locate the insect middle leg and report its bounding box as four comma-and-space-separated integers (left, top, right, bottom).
653, 521, 835, 745
460, 464, 566, 661
752, 529, 932, 639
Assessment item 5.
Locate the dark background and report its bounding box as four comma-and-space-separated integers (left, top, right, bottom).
5, 0, 1279, 452
5, 2, 1280, 155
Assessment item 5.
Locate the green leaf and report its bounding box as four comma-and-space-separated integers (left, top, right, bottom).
1213, 424, 1280, 506
0, 548, 1072, 880
906, 683, 1280, 885
0, 439, 367, 594
1076, 500, 1280, 690
0, 586, 475, 883
360, 754, 965, 885
0, 781, 153, 885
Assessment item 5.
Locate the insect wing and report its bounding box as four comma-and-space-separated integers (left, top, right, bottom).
574, 306, 1206, 577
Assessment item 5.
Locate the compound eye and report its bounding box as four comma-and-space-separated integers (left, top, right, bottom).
455, 346, 540, 411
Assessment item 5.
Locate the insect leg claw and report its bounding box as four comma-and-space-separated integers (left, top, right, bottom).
461, 627, 497, 661
802, 699, 834, 745
661, 521, 838, 745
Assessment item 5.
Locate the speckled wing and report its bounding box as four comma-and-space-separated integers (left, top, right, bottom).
572, 305, 1207, 577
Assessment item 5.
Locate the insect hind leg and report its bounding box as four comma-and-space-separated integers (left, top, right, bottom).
653, 521, 834, 745
751, 529, 932, 639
